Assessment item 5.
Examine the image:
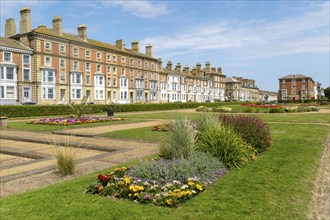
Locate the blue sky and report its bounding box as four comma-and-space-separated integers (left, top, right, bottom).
1, 0, 329, 91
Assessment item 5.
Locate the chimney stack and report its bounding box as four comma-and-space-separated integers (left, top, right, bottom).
5, 18, 16, 37
183, 65, 190, 73
131, 41, 139, 53
20, 6, 31, 34
166, 61, 173, 70
175, 63, 182, 72
145, 44, 153, 57
52, 16, 62, 36
158, 58, 163, 71
217, 67, 222, 74
116, 39, 124, 50
205, 61, 211, 73
78, 24, 87, 41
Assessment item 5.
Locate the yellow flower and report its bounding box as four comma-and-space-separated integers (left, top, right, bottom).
134, 193, 138, 197
188, 181, 194, 186
196, 184, 203, 191
128, 193, 132, 197
165, 199, 173, 206
251, 154, 257, 160
123, 176, 132, 185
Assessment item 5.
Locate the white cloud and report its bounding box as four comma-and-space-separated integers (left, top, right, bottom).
142, 1, 329, 59
103, 0, 168, 18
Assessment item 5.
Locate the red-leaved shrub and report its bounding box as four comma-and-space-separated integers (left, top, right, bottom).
218, 114, 271, 153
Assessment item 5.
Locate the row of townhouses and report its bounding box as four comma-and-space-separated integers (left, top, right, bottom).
1, 7, 265, 105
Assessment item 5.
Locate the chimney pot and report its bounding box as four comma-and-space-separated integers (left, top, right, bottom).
5, 18, 16, 37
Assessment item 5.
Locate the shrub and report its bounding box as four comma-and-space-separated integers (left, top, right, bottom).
297, 107, 306, 112
310, 106, 319, 111
127, 152, 227, 184
219, 114, 271, 153
196, 106, 209, 112
67, 96, 90, 118
159, 117, 196, 159
55, 148, 76, 176
243, 108, 253, 113
269, 108, 285, 113
196, 124, 251, 168
194, 113, 219, 133
212, 106, 232, 112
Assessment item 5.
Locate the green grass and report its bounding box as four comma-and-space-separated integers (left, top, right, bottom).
0, 122, 328, 219
258, 113, 330, 123
8, 118, 147, 132
99, 126, 169, 143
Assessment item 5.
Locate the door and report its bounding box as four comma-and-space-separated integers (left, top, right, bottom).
23, 87, 31, 102
60, 89, 66, 103
130, 92, 133, 103
145, 92, 148, 102
86, 90, 90, 102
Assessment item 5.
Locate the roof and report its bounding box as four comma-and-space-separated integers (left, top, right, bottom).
32, 26, 157, 60
279, 74, 312, 80
0, 37, 33, 51
226, 77, 240, 83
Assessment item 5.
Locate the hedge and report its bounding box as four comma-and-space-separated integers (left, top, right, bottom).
0, 102, 241, 118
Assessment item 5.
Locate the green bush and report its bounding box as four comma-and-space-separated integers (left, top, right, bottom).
269, 108, 286, 113
0, 102, 242, 118
159, 117, 196, 159
127, 152, 227, 184
194, 113, 219, 133
219, 114, 271, 153
196, 124, 250, 168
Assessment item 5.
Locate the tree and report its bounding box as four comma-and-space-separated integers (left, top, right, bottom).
324, 87, 330, 99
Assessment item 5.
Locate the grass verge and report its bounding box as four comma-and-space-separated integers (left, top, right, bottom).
0, 123, 328, 219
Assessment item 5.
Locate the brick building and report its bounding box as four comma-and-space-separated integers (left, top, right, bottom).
1, 6, 230, 105
278, 74, 316, 101
0, 37, 33, 105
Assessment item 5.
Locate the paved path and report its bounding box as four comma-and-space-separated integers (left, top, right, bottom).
0, 121, 160, 197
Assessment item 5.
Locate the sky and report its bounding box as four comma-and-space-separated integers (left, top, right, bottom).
1, 0, 329, 91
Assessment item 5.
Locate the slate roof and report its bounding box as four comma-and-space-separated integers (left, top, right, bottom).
32, 25, 157, 60
279, 74, 312, 80
0, 37, 33, 51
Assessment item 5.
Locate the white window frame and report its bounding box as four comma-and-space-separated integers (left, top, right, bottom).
45, 56, 52, 67
45, 42, 51, 51
85, 50, 91, 58
86, 75, 91, 85
60, 44, 65, 53
3, 51, 12, 62
73, 60, 79, 70
73, 48, 79, 57
85, 62, 90, 72
97, 52, 101, 60
60, 59, 66, 68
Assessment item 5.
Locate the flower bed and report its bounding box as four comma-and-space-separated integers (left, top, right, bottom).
86, 166, 208, 207
152, 124, 170, 132
28, 116, 124, 126
240, 103, 281, 108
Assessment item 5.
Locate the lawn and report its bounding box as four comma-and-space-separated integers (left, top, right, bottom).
8, 118, 147, 132
0, 121, 328, 219
99, 126, 168, 143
